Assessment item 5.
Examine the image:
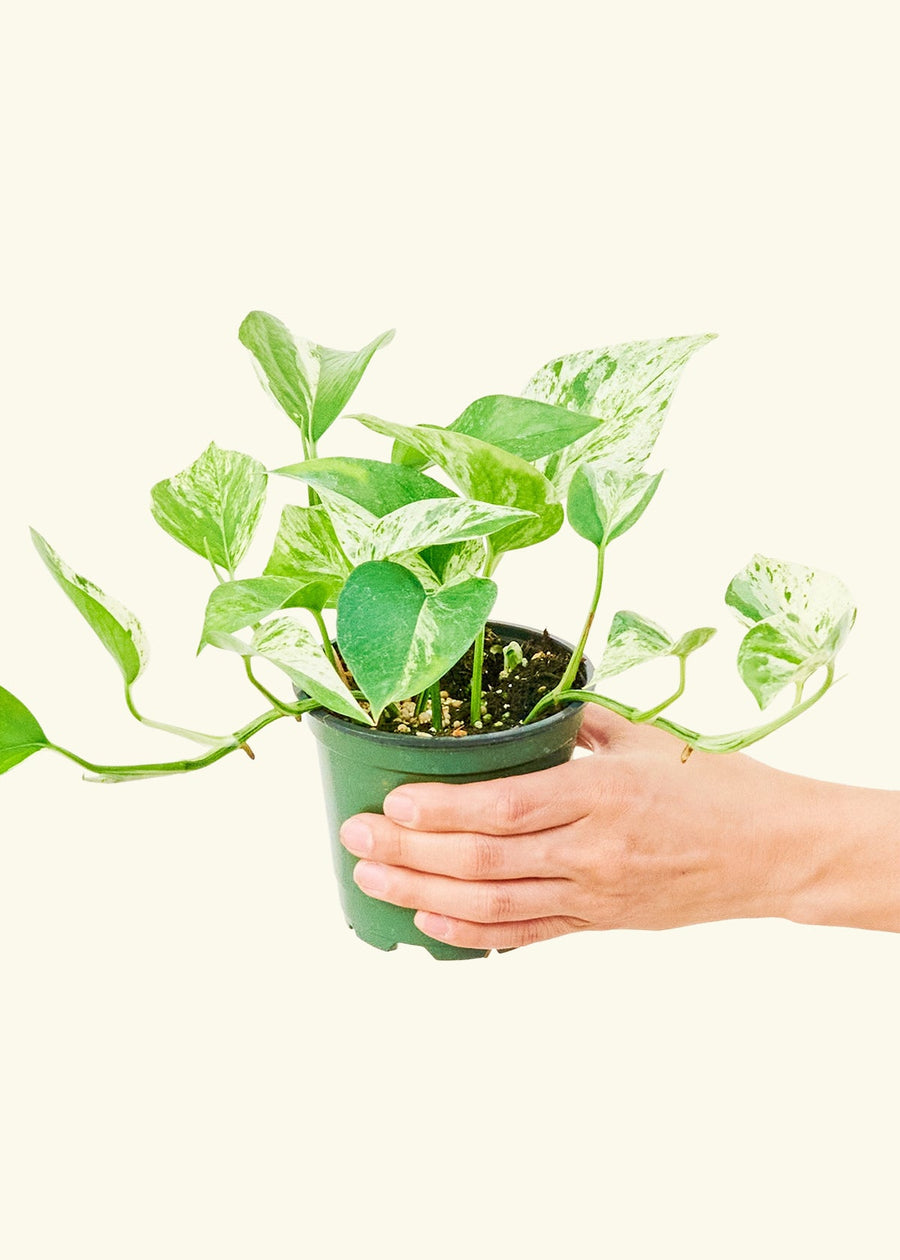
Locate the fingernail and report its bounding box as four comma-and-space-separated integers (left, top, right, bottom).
340, 819, 374, 856
354, 861, 388, 894
384, 791, 415, 823
415, 912, 452, 940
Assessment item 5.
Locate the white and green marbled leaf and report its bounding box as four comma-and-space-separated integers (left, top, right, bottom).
239, 311, 393, 442
31, 530, 148, 685
524, 333, 715, 494
198, 576, 340, 650
263, 505, 353, 601
567, 465, 663, 548
598, 610, 716, 678
208, 615, 372, 725
726, 554, 856, 708
337, 561, 497, 721
391, 395, 599, 469
353, 413, 563, 563
151, 442, 267, 574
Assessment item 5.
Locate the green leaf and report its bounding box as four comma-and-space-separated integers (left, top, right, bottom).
337, 561, 497, 721
392, 395, 599, 469
239, 312, 394, 443
367, 498, 535, 562
263, 505, 352, 600
311, 330, 395, 441
671, 626, 717, 658
31, 530, 148, 685
524, 334, 715, 494
199, 576, 339, 651
598, 611, 674, 678
726, 554, 856, 708
353, 414, 563, 564
566, 466, 663, 548
598, 611, 716, 678
151, 442, 267, 574
273, 456, 455, 516
239, 311, 319, 437
0, 686, 49, 775
209, 616, 373, 725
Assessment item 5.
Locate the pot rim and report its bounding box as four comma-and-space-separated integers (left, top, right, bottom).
303, 619, 593, 749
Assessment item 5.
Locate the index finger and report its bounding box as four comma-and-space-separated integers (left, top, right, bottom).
383, 756, 597, 835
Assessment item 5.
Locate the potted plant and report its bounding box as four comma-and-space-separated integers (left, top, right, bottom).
0, 312, 857, 959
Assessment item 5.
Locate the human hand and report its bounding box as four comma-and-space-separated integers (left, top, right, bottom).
338, 706, 834, 950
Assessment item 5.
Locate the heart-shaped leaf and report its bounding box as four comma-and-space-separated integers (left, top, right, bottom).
263, 505, 352, 600
31, 530, 148, 685
151, 442, 267, 574
524, 333, 715, 494
567, 466, 663, 548
0, 686, 49, 776
598, 610, 716, 678
273, 456, 455, 516
337, 561, 497, 721
391, 395, 599, 469
209, 616, 372, 725
239, 311, 394, 443
199, 576, 340, 651
352, 414, 562, 564
726, 554, 856, 708
367, 498, 535, 562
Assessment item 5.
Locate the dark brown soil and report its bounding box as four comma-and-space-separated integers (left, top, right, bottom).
335, 628, 587, 737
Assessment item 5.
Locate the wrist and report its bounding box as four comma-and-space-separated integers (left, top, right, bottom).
778, 774, 900, 933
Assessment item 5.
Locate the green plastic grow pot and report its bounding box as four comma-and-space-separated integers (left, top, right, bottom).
304, 621, 591, 961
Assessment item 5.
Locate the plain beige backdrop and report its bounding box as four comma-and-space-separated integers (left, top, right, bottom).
1, 2, 898, 1256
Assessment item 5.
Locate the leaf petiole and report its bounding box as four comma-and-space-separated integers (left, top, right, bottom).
124, 685, 236, 749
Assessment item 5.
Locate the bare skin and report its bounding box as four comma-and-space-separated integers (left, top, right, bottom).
338, 707, 900, 950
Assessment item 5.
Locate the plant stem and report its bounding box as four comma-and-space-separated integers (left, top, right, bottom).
46, 703, 319, 782
301, 432, 320, 506
556, 543, 606, 697
311, 608, 347, 682
522, 664, 836, 755
124, 685, 235, 749
430, 678, 444, 730
469, 628, 485, 726
468, 550, 499, 726
242, 658, 303, 715
630, 655, 687, 723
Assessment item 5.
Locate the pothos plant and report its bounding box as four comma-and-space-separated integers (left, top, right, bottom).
0, 313, 856, 783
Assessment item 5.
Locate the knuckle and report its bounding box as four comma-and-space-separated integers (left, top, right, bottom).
492, 779, 529, 832
465, 834, 499, 879
482, 883, 516, 922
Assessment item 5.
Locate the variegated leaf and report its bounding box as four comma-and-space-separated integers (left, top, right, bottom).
209, 616, 372, 725
273, 456, 455, 516
598, 611, 716, 678
311, 330, 396, 441
567, 465, 663, 548
0, 685, 49, 776
263, 505, 352, 601
353, 413, 563, 563
391, 395, 599, 469
368, 498, 535, 561
523, 334, 715, 494
31, 530, 148, 685
239, 311, 393, 442
198, 576, 340, 651
151, 442, 267, 574
239, 310, 320, 436
337, 561, 497, 721
726, 555, 856, 708
598, 611, 673, 678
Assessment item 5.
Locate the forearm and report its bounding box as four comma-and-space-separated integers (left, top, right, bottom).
779, 773, 900, 933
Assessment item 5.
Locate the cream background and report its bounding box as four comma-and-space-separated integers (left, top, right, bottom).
1, 2, 898, 1256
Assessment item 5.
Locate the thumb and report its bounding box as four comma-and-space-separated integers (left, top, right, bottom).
575, 702, 635, 751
